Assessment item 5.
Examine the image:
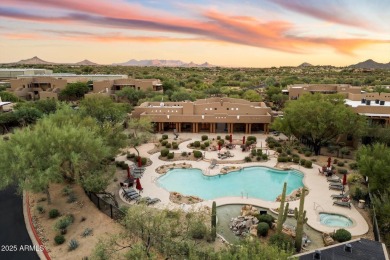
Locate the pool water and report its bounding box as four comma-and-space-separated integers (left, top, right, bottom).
319, 213, 353, 227
157, 167, 304, 201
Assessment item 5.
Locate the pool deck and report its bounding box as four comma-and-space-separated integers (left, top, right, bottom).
118, 133, 369, 236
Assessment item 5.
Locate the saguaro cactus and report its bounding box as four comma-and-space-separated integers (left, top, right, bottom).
276, 182, 289, 234
294, 188, 308, 252
211, 201, 217, 241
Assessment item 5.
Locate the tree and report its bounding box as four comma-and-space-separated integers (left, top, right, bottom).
127, 117, 153, 157
272, 93, 366, 155
0, 91, 21, 102
79, 96, 128, 125
0, 106, 123, 203
116, 87, 146, 106
242, 90, 262, 102
58, 82, 90, 101
170, 91, 194, 101
356, 143, 390, 193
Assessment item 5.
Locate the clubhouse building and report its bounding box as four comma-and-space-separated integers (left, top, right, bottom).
131, 97, 272, 134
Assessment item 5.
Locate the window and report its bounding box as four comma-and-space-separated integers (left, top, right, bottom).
214, 108, 217, 110
227, 108, 229, 110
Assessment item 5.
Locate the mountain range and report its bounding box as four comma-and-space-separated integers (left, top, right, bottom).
5, 56, 214, 67
4, 57, 390, 69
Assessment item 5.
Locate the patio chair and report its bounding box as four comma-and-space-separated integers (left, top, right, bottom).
147, 198, 161, 205
126, 193, 141, 202
331, 194, 348, 200
121, 187, 137, 196
333, 201, 351, 209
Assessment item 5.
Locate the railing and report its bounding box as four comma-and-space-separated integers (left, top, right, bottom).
368, 191, 381, 242
84, 190, 125, 220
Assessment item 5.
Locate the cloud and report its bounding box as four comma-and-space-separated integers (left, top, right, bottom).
1, 1, 389, 55
271, 0, 374, 30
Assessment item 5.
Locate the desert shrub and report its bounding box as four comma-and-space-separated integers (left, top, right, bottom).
269, 233, 294, 251
333, 159, 338, 164
347, 173, 364, 184
193, 150, 202, 158
161, 148, 169, 157
333, 229, 351, 242
193, 141, 201, 148
262, 154, 268, 160
349, 162, 358, 170
141, 157, 147, 165
162, 134, 168, 140
54, 235, 65, 245
225, 135, 230, 140
167, 153, 174, 159
304, 160, 312, 168
217, 136, 221, 140
286, 148, 292, 155
200, 144, 206, 150
55, 215, 75, 231
161, 140, 168, 146
81, 228, 93, 238
277, 157, 288, 163
218, 139, 225, 145
338, 168, 347, 174
251, 149, 257, 156
299, 158, 306, 165
304, 151, 312, 157
256, 156, 261, 161
172, 143, 178, 149
62, 186, 73, 196
68, 239, 79, 251
201, 135, 208, 141
181, 151, 187, 156
340, 147, 350, 156
67, 193, 77, 203
276, 147, 283, 153
256, 149, 262, 156
247, 136, 257, 142
244, 156, 252, 162
204, 141, 210, 147
165, 142, 172, 148
268, 143, 275, 149
36, 206, 45, 214
256, 214, 274, 227
350, 184, 368, 200
49, 209, 60, 219
189, 221, 207, 239
292, 157, 300, 163
337, 161, 345, 167
257, 222, 269, 237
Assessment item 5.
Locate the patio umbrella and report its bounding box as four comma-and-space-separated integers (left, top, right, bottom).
230, 134, 233, 143
242, 136, 246, 145
136, 178, 143, 191
327, 157, 331, 168
343, 173, 347, 186
127, 166, 131, 179
138, 156, 142, 167
218, 143, 221, 151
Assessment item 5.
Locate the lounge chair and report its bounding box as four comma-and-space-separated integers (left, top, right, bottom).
122, 188, 137, 196
209, 159, 217, 169
125, 193, 141, 202
333, 201, 351, 208
147, 198, 161, 205
329, 184, 344, 191
327, 176, 341, 183
331, 194, 347, 200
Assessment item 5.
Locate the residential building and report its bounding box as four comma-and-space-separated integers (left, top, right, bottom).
8, 77, 67, 100
284, 84, 361, 100
294, 238, 389, 260
17, 73, 127, 83
131, 97, 272, 134
92, 78, 163, 94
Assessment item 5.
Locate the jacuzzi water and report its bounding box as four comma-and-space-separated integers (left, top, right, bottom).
319, 213, 353, 227
157, 166, 304, 201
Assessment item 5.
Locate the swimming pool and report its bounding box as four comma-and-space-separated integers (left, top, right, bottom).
157, 167, 304, 201
319, 213, 353, 227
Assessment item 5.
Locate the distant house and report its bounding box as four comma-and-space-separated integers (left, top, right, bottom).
8, 77, 67, 100
294, 238, 389, 260
285, 84, 361, 100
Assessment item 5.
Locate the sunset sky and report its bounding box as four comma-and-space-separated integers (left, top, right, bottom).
1, 0, 390, 67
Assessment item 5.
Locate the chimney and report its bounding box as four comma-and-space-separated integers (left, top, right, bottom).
313, 250, 321, 259
344, 243, 352, 253
366, 100, 371, 106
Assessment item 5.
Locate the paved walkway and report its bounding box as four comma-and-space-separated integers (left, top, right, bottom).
0, 186, 39, 260
118, 133, 369, 236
